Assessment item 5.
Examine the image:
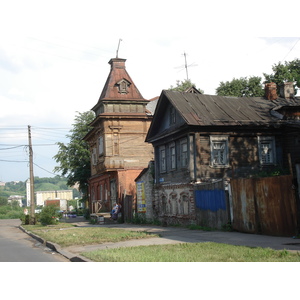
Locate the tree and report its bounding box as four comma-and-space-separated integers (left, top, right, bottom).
169, 79, 204, 93
0, 196, 8, 206
216, 76, 264, 97
264, 59, 300, 95
53, 111, 95, 196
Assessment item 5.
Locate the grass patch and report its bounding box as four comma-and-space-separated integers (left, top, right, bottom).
81, 242, 300, 262
23, 223, 75, 231
23, 224, 158, 247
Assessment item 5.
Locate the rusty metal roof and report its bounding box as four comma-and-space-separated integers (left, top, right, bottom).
163, 90, 300, 126
146, 90, 300, 142
92, 58, 146, 112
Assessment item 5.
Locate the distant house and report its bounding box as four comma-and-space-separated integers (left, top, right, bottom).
8, 195, 24, 207
145, 82, 300, 230
83, 58, 155, 214
35, 190, 73, 207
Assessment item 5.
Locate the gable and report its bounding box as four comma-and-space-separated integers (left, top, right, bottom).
146, 92, 186, 142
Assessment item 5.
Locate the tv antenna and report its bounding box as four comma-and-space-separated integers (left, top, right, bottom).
116, 38, 122, 58
175, 52, 197, 81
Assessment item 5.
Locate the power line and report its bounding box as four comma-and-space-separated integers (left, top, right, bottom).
0, 159, 29, 163
281, 38, 300, 62
33, 162, 59, 176
0, 145, 25, 150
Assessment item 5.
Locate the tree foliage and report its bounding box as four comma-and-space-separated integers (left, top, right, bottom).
37, 205, 61, 225
264, 59, 300, 95
53, 111, 95, 195
169, 79, 204, 93
216, 76, 264, 97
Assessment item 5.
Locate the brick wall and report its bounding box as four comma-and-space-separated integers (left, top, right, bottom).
154, 183, 196, 226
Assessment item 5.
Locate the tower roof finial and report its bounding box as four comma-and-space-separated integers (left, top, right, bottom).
116, 38, 122, 58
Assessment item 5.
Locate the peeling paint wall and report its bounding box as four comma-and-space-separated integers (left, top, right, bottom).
154, 183, 196, 226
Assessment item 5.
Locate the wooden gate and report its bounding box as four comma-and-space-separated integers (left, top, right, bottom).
230, 175, 297, 236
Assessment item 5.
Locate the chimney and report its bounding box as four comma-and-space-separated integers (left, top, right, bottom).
280, 82, 294, 99
265, 82, 278, 100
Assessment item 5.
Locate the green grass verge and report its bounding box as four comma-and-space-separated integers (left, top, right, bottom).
81, 242, 300, 262
23, 224, 158, 247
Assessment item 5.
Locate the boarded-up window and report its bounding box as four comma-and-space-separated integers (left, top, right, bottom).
162, 195, 167, 214
182, 194, 189, 215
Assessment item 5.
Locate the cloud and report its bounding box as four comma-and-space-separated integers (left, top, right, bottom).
0, 0, 299, 182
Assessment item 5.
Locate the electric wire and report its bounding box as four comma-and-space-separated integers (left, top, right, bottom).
281, 38, 300, 62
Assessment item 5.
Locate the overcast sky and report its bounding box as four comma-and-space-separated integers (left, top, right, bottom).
0, 0, 299, 182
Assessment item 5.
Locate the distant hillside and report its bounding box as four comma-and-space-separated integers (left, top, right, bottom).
34, 177, 70, 191
0, 176, 78, 199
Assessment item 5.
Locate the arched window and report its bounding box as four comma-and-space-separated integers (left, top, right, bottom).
182, 194, 190, 215
161, 195, 167, 214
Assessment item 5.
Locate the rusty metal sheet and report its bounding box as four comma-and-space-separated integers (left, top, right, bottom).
231, 178, 257, 233
231, 175, 297, 236
255, 175, 297, 236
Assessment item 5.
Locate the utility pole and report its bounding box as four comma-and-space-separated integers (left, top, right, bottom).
28, 125, 35, 224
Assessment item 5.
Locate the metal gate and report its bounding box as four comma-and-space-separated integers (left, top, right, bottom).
194, 180, 229, 229
230, 175, 297, 236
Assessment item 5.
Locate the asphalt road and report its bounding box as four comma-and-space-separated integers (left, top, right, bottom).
0, 219, 69, 262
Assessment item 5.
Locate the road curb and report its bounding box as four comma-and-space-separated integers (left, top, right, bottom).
19, 225, 91, 262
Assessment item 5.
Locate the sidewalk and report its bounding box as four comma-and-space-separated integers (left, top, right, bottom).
35, 216, 300, 262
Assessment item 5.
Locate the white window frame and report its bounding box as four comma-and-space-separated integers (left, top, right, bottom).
258, 136, 276, 165
210, 135, 229, 167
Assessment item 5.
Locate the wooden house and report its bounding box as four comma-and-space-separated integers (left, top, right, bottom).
84, 58, 154, 214
145, 83, 300, 231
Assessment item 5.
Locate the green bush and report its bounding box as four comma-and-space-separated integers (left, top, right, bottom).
131, 213, 147, 224
20, 214, 30, 225
38, 205, 61, 225
0, 205, 24, 219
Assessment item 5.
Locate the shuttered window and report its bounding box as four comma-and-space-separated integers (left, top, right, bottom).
258, 136, 276, 164
210, 136, 229, 167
